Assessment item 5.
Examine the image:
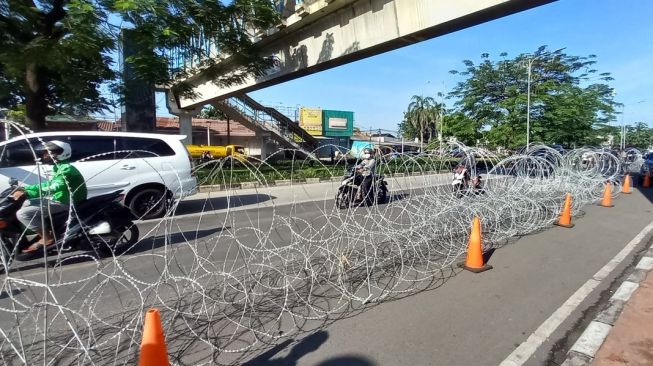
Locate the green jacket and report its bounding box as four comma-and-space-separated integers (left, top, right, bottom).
24, 161, 87, 204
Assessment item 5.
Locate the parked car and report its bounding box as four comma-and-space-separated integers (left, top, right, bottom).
0, 131, 198, 220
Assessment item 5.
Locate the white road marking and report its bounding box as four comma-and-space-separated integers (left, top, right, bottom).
499, 218, 653, 366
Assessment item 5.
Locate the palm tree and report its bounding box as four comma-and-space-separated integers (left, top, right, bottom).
406, 95, 437, 151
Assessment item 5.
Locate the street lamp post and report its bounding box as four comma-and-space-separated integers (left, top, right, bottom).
525, 57, 535, 149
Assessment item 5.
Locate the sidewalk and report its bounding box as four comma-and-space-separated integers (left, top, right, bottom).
562, 240, 653, 365
593, 263, 653, 365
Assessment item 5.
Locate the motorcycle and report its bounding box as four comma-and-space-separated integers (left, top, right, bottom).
335, 167, 388, 209
452, 167, 484, 198
0, 178, 139, 264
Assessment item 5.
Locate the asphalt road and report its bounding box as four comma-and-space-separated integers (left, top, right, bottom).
249, 188, 653, 366
1, 186, 652, 365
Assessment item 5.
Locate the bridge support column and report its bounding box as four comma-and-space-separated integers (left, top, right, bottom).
165, 90, 201, 145
178, 112, 196, 145
257, 130, 272, 160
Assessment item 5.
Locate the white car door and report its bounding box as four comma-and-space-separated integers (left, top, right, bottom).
114, 136, 174, 188
0, 138, 54, 192
64, 135, 134, 198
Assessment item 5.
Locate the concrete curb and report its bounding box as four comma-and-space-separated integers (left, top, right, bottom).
198, 170, 452, 193
561, 243, 653, 366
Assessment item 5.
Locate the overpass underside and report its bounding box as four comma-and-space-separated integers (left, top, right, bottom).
175, 0, 555, 110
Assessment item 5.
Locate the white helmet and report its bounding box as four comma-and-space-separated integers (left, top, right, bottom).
37, 140, 72, 161
362, 147, 373, 159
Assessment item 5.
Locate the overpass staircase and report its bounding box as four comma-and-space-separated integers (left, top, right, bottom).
215, 94, 318, 159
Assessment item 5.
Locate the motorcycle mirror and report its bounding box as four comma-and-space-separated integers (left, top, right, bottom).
8, 178, 18, 186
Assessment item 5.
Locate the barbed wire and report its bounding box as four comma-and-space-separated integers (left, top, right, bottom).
0, 121, 630, 364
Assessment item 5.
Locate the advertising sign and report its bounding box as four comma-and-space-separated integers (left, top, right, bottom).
328, 117, 348, 129
299, 108, 323, 136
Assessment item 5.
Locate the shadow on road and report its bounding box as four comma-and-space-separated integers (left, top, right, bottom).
127, 227, 228, 255
174, 194, 276, 215
240, 328, 374, 365
634, 174, 653, 206
316, 356, 375, 366
243, 330, 328, 366
389, 192, 410, 203
5, 227, 227, 274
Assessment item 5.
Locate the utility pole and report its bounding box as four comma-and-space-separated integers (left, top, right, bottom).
526, 57, 534, 149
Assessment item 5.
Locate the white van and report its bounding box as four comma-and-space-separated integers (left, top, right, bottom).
0, 131, 198, 219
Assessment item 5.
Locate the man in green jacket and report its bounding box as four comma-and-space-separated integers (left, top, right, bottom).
12, 140, 87, 253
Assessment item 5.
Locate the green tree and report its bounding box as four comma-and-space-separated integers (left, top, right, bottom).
1, 0, 115, 129
0, 0, 279, 130
199, 105, 227, 120
448, 47, 618, 149
442, 111, 482, 146
400, 95, 445, 146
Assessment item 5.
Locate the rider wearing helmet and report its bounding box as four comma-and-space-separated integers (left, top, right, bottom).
12, 140, 87, 253
356, 147, 377, 201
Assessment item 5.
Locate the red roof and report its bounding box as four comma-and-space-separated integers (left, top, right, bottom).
156, 117, 255, 136
97, 117, 256, 137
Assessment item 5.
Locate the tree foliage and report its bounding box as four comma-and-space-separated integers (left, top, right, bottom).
199, 105, 227, 120
1, 0, 116, 129
446, 46, 618, 148
625, 122, 653, 149
0, 0, 280, 130
399, 95, 444, 145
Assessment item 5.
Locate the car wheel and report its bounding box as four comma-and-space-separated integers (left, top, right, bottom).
128, 188, 167, 220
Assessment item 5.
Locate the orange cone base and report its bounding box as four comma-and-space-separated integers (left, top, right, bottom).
599, 203, 614, 208
458, 262, 493, 273
554, 221, 575, 228
622, 190, 632, 194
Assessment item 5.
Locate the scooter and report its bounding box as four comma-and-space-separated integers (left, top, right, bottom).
335, 167, 388, 209
0, 178, 139, 264
452, 168, 484, 198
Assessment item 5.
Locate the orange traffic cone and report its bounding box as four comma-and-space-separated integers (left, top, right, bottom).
599, 183, 614, 208
622, 175, 632, 194
138, 309, 169, 366
459, 216, 492, 273
643, 172, 651, 188
555, 193, 574, 228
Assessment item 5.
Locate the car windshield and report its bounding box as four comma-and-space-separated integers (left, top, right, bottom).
235, 147, 245, 154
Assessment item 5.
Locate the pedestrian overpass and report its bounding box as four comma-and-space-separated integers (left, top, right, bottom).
165, 0, 556, 153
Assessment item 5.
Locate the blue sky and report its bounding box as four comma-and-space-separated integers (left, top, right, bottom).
206, 0, 653, 132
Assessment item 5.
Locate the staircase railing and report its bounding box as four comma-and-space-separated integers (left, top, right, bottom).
222, 97, 312, 153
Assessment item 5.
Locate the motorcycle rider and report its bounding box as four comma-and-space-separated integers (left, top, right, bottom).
11, 140, 87, 254
355, 148, 376, 201
452, 162, 483, 195
452, 163, 470, 189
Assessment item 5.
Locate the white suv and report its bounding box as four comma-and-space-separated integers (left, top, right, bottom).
0, 131, 198, 219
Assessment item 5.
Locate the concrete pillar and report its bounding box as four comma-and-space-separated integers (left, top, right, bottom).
257, 130, 271, 160
179, 113, 194, 145
165, 89, 201, 145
